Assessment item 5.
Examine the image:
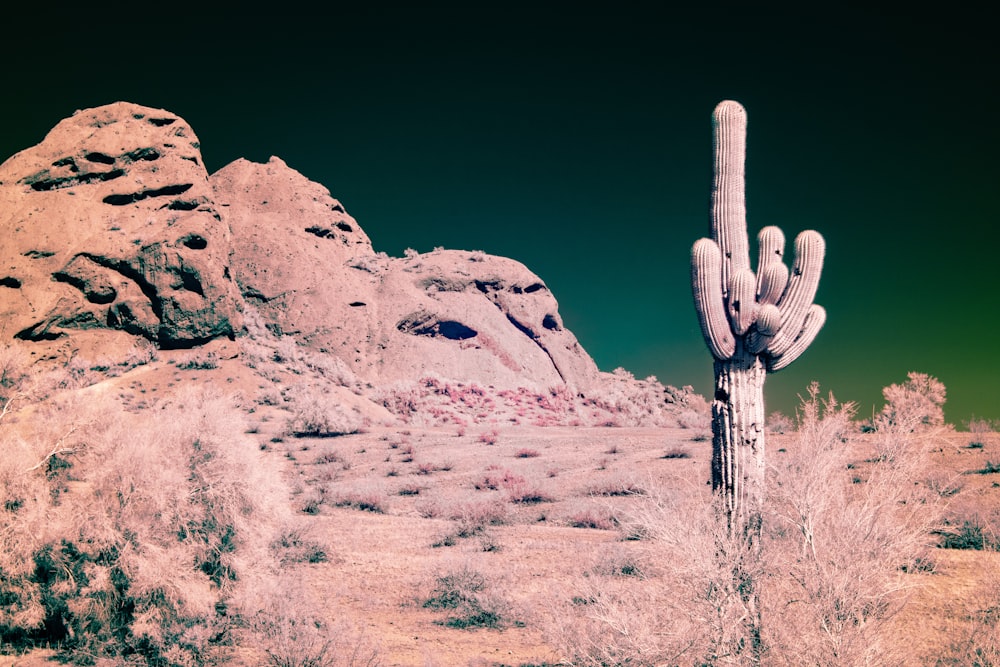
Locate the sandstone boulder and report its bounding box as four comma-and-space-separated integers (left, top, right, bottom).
0, 102, 240, 347
213, 157, 598, 390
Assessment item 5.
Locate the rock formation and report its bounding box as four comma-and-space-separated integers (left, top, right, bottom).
0, 103, 240, 348
0, 102, 600, 391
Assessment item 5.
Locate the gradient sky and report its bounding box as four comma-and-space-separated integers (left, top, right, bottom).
3, 5, 997, 425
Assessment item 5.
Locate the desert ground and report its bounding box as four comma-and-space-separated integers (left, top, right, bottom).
2, 338, 998, 666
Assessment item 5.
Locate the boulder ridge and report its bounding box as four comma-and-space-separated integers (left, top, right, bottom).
0, 102, 601, 391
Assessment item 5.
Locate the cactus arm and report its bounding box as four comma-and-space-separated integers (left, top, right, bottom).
757, 226, 785, 266
711, 100, 751, 294
692, 238, 736, 359
766, 230, 825, 358
728, 268, 758, 335
757, 262, 789, 306
766, 305, 826, 372
747, 304, 781, 354
756, 226, 788, 305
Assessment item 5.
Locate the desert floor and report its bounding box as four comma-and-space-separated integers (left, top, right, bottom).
3, 349, 998, 666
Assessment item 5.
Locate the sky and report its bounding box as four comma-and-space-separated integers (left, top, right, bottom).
2, 5, 997, 425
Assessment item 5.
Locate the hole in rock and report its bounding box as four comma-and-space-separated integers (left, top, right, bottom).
474, 279, 503, 294
124, 147, 160, 162
435, 321, 478, 340
179, 268, 204, 296
542, 314, 560, 330
169, 200, 200, 211
397, 312, 477, 340
180, 234, 208, 250
336, 221, 353, 232
103, 193, 137, 206
51, 157, 78, 171
84, 152, 116, 164
148, 117, 177, 126
524, 283, 545, 294
305, 226, 331, 238
349, 302, 366, 307
14, 324, 62, 341
103, 183, 192, 206
0, 277, 22, 288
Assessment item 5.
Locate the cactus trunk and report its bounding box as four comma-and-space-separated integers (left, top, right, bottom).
712, 339, 767, 532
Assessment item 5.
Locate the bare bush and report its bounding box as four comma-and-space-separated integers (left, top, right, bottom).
240, 307, 363, 393
0, 344, 31, 394
174, 350, 219, 370
932, 558, 1000, 666
328, 484, 387, 514
965, 416, 996, 449
421, 566, 514, 630
767, 410, 794, 435
676, 408, 711, 433
547, 489, 757, 666
547, 382, 945, 666
871, 372, 950, 467
764, 383, 939, 666
0, 386, 292, 664
877, 371, 947, 432
581, 369, 680, 428
244, 578, 382, 667
285, 387, 363, 437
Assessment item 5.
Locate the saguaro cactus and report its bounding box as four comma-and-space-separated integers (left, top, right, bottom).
692, 100, 826, 529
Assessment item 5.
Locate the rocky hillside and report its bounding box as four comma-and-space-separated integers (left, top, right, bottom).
0, 102, 601, 392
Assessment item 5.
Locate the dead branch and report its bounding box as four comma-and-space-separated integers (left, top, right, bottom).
0, 391, 24, 423
24, 425, 79, 473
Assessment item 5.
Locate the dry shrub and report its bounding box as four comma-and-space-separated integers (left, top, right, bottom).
0, 344, 31, 394
767, 410, 794, 435
242, 576, 381, 667
240, 307, 363, 393
586, 476, 645, 497
503, 477, 555, 504
565, 504, 618, 531
877, 371, 947, 432
764, 383, 939, 666
421, 565, 514, 630
0, 386, 292, 665
965, 417, 996, 449
547, 382, 945, 666
271, 524, 328, 565
546, 490, 749, 666
662, 447, 691, 459
581, 368, 678, 428
328, 484, 387, 514
285, 386, 362, 437
932, 558, 1000, 666
450, 498, 510, 536
590, 546, 649, 579
174, 350, 219, 370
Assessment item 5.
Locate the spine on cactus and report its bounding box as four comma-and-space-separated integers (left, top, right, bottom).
691, 100, 826, 527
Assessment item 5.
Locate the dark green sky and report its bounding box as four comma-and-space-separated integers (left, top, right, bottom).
3, 5, 997, 424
